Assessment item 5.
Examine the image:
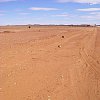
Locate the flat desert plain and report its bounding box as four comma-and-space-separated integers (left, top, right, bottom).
0, 26, 100, 100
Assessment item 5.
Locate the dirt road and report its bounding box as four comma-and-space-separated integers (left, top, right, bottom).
0, 26, 100, 100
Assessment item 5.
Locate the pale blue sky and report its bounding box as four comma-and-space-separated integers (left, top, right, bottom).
0, 0, 100, 25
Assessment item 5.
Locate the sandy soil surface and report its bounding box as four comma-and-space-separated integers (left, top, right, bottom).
0, 26, 100, 100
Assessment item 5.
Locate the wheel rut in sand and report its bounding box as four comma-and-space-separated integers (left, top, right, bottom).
79, 28, 100, 75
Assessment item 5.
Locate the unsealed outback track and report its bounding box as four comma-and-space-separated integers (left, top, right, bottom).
79, 28, 100, 74
0, 26, 100, 100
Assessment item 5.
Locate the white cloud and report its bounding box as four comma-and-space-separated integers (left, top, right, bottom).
90, 12, 100, 15
0, 14, 4, 16
81, 15, 94, 19
0, 0, 16, 2
77, 8, 100, 11
52, 14, 69, 17
29, 7, 60, 11
57, 0, 100, 4
80, 14, 100, 20
15, 9, 23, 12
0, 10, 5, 12
90, 12, 100, 18
0, 10, 5, 16
19, 12, 31, 15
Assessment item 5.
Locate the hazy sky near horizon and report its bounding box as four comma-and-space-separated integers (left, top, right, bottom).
0, 0, 100, 25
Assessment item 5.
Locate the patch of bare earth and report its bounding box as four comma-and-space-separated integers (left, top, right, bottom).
0, 26, 100, 100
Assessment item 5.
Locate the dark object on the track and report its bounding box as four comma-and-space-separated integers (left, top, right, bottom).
28, 26, 31, 28
62, 36, 64, 38
58, 45, 61, 48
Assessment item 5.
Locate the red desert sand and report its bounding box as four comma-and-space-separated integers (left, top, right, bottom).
0, 26, 100, 100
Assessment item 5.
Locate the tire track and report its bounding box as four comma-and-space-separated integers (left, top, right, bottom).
79, 28, 100, 75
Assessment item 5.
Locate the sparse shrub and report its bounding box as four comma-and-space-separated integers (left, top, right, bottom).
28, 26, 31, 28
62, 36, 64, 38
3, 31, 10, 33
58, 45, 61, 48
